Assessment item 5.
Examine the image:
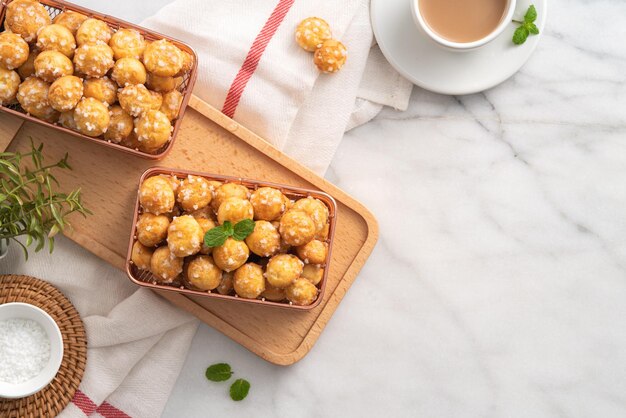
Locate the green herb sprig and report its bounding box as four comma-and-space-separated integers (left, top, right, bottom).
204, 219, 255, 247
0, 141, 91, 259
512, 5, 539, 45
205, 362, 251, 401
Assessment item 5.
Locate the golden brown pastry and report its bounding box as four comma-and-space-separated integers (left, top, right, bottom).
136, 212, 170, 247
5, 0, 51, 43
146, 73, 177, 92
313, 39, 347, 73
131, 241, 153, 270
142, 39, 184, 77
296, 239, 327, 265
16, 76, 58, 122
58, 110, 77, 130
175, 50, 193, 76
217, 197, 254, 225
48, 75, 83, 112
211, 183, 250, 212
184, 255, 222, 291
0, 67, 21, 105
196, 217, 216, 255
279, 209, 316, 246
139, 175, 176, 215
134, 109, 172, 153
118, 84, 160, 117
150, 246, 183, 283
291, 197, 329, 234
75, 18, 112, 46
53, 11, 88, 35
36, 24, 76, 58
286, 278, 318, 306
167, 215, 204, 257
261, 281, 286, 302
111, 57, 147, 87
34, 50, 73, 82
232, 263, 265, 299
301, 264, 324, 286
177, 175, 213, 212
109, 28, 146, 60
0, 31, 29, 70
295, 17, 332, 52
17, 49, 38, 80
159, 89, 183, 121
104, 105, 134, 142
250, 187, 287, 221
212, 237, 249, 272
265, 254, 303, 289
83, 76, 117, 105
216, 271, 234, 295
73, 43, 114, 78
245, 220, 280, 257
73, 97, 110, 137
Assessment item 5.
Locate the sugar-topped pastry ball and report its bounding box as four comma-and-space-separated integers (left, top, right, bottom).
261, 282, 286, 302
0, 68, 20, 105
188, 205, 214, 221
135, 110, 172, 153
146, 73, 177, 92
5, 0, 51, 43
279, 209, 316, 246
17, 49, 38, 80
211, 183, 250, 212
233, 263, 265, 299
109, 28, 146, 60
73, 43, 114, 78
139, 175, 176, 215
196, 217, 216, 255
296, 239, 328, 265
143, 39, 184, 77
36, 24, 76, 58
0, 32, 29, 70
250, 187, 286, 221
48, 75, 83, 112
58, 110, 76, 129
111, 57, 147, 87
83, 76, 117, 105
34, 50, 73, 82
167, 215, 203, 257
315, 223, 330, 241
184, 255, 222, 291
217, 197, 254, 225
160, 89, 182, 121
301, 264, 323, 286
266, 254, 303, 289
136, 212, 170, 247
120, 132, 141, 150
176, 50, 193, 76
245, 220, 280, 257
217, 271, 234, 295
53, 11, 88, 35
131, 241, 153, 271
104, 105, 133, 142
177, 175, 213, 212
292, 197, 329, 234
295, 17, 332, 52
150, 246, 183, 283
75, 18, 112, 46
118, 84, 159, 117
157, 174, 180, 194
73, 97, 109, 137
16, 76, 58, 122
314, 39, 347, 73
212, 237, 249, 272
286, 278, 318, 306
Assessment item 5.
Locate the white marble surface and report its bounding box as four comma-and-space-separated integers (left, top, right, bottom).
7, 0, 626, 416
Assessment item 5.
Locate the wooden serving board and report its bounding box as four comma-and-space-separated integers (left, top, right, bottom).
0, 96, 378, 365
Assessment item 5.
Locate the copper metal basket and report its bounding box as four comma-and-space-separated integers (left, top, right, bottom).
125, 167, 338, 311
0, 0, 198, 160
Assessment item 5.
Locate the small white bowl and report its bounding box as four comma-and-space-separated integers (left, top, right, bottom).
0, 302, 64, 399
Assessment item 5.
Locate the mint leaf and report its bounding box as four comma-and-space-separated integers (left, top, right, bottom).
527, 22, 539, 35
204, 226, 228, 247
222, 221, 234, 236
524, 5, 537, 23
512, 25, 529, 45
229, 378, 250, 401
205, 363, 233, 382
232, 219, 255, 241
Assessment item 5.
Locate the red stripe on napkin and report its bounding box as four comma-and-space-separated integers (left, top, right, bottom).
221, 0, 295, 118
97, 401, 132, 418
72, 389, 131, 417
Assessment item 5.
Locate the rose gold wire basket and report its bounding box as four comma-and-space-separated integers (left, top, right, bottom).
0, 0, 198, 160
126, 167, 338, 311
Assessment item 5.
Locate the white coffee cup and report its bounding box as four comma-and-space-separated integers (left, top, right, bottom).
410, 0, 517, 51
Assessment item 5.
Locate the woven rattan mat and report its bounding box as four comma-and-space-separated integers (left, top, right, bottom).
0, 275, 86, 418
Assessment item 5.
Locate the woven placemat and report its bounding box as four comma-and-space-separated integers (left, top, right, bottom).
0, 275, 87, 418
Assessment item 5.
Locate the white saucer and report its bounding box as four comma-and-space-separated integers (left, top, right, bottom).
371, 0, 547, 95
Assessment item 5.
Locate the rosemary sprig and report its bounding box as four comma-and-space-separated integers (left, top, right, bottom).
0, 140, 91, 260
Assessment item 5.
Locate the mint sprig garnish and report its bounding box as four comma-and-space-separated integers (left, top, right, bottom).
512, 5, 539, 45
229, 378, 251, 401
204, 219, 255, 247
205, 363, 233, 382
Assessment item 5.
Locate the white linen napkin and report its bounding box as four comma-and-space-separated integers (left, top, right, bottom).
142, 0, 412, 174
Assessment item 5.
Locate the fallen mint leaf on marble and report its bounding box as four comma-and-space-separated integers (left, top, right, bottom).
229, 378, 250, 401
512, 5, 539, 45
205, 363, 233, 382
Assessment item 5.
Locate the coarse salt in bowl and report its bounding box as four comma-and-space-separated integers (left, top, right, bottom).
0, 302, 64, 399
